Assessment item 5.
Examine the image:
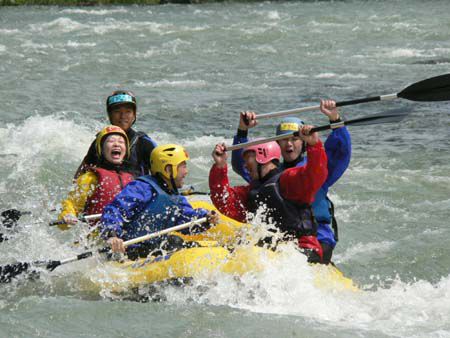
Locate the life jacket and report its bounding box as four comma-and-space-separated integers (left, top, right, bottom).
84, 167, 134, 219
284, 158, 338, 243
122, 175, 186, 242
247, 170, 317, 238
127, 130, 147, 176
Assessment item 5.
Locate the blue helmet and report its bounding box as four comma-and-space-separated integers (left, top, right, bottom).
275, 117, 304, 136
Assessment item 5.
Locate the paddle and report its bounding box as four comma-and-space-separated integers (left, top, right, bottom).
49, 189, 208, 227
49, 213, 102, 226
254, 73, 450, 120
181, 186, 210, 196
227, 108, 410, 151
0, 209, 32, 243
1, 209, 31, 228
0, 217, 207, 283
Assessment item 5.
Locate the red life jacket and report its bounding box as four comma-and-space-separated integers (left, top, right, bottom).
84, 167, 134, 221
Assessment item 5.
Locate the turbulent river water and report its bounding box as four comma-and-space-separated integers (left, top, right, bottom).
1, 1, 450, 337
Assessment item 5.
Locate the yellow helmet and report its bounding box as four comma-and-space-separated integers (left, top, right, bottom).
150, 144, 189, 180
95, 125, 130, 159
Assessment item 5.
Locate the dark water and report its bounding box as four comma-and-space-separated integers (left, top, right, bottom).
1, 1, 450, 337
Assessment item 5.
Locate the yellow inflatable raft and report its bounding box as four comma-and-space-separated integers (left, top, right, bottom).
93, 201, 358, 293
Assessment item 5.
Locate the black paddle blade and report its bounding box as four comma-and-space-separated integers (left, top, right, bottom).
399, 73, 450, 101
346, 109, 411, 127
1, 209, 22, 228
0, 262, 30, 283
1, 209, 31, 228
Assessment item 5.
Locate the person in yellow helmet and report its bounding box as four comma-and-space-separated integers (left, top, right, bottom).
58, 126, 134, 229
99, 144, 218, 259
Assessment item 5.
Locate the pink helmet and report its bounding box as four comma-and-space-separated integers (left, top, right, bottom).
243, 141, 281, 165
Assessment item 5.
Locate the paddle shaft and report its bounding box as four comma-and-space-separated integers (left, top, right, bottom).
49, 217, 208, 268
227, 109, 408, 151
0, 216, 209, 282
256, 93, 398, 120
49, 213, 102, 226
255, 73, 450, 120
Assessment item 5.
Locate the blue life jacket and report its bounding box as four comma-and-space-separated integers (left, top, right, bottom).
282, 161, 337, 247
122, 175, 186, 245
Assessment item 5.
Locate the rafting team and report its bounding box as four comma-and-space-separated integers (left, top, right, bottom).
58, 90, 351, 265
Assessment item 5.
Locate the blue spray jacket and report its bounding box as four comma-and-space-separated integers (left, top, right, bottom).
100, 175, 209, 248
231, 127, 351, 247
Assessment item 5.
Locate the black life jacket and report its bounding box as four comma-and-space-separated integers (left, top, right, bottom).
127, 130, 147, 177
247, 169, 317, 238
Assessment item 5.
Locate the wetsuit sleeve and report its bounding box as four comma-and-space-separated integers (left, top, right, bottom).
209, 164, 250, 223
73, 140, 98, 180
322, 127, 351, 190
279, 140, 328, 205
231, 129, 252, 183
100, 180, 155, 239
138, 133, 157, 175
58, 172, 98, 230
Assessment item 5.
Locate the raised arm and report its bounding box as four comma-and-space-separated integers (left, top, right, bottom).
209, 143, 251, 223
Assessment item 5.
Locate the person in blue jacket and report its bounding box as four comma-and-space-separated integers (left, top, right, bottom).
100, 144, 218, 260
231, 100, 351, 264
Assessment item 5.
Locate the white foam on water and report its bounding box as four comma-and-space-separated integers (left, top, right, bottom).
60, 8, 128, 15
92, 20, 170, 35
134, 79, 208, 89
315, 73, 368, 79
251, 10, 281, 21
0, 29, 20, 34
254, 45, 277, 54
274, 71, 308, 78
66, 41, 96, 48
29, 18, 86, 34
385, 48, 434, 58
335, 241, 396, 263
1, 114, 95, 180
151, 242, 450, 337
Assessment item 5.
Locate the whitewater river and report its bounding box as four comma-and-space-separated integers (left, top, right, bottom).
1, 1, 450, 337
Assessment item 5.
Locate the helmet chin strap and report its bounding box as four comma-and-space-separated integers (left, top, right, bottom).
257, 163, 263, 181
169, 168, 179, 194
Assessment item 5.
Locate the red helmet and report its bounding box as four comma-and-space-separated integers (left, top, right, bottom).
243, 141, 281, 165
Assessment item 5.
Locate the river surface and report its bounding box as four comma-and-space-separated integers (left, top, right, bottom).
1, 1, 450, 337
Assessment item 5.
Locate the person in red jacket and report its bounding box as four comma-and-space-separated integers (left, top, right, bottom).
209, 125, 328, 262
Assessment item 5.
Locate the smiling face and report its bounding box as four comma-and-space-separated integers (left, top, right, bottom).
109, 105, 136, 131
164, 161, 188, 189
102, 134, 127, 165
173, 161, 188, 189
277, 136, 304, 163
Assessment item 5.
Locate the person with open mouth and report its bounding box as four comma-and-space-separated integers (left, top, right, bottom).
57, 125, 134, 230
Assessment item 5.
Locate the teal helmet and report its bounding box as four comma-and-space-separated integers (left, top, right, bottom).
106, 90, 137, 114
275, 117, 304, 136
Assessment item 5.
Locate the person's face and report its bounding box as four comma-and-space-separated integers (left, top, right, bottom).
243, 151, 259, 181
102, 134, 127, 165
173, 161, 188, 188
109, 105, 135, 131
277, 136, 303, 163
